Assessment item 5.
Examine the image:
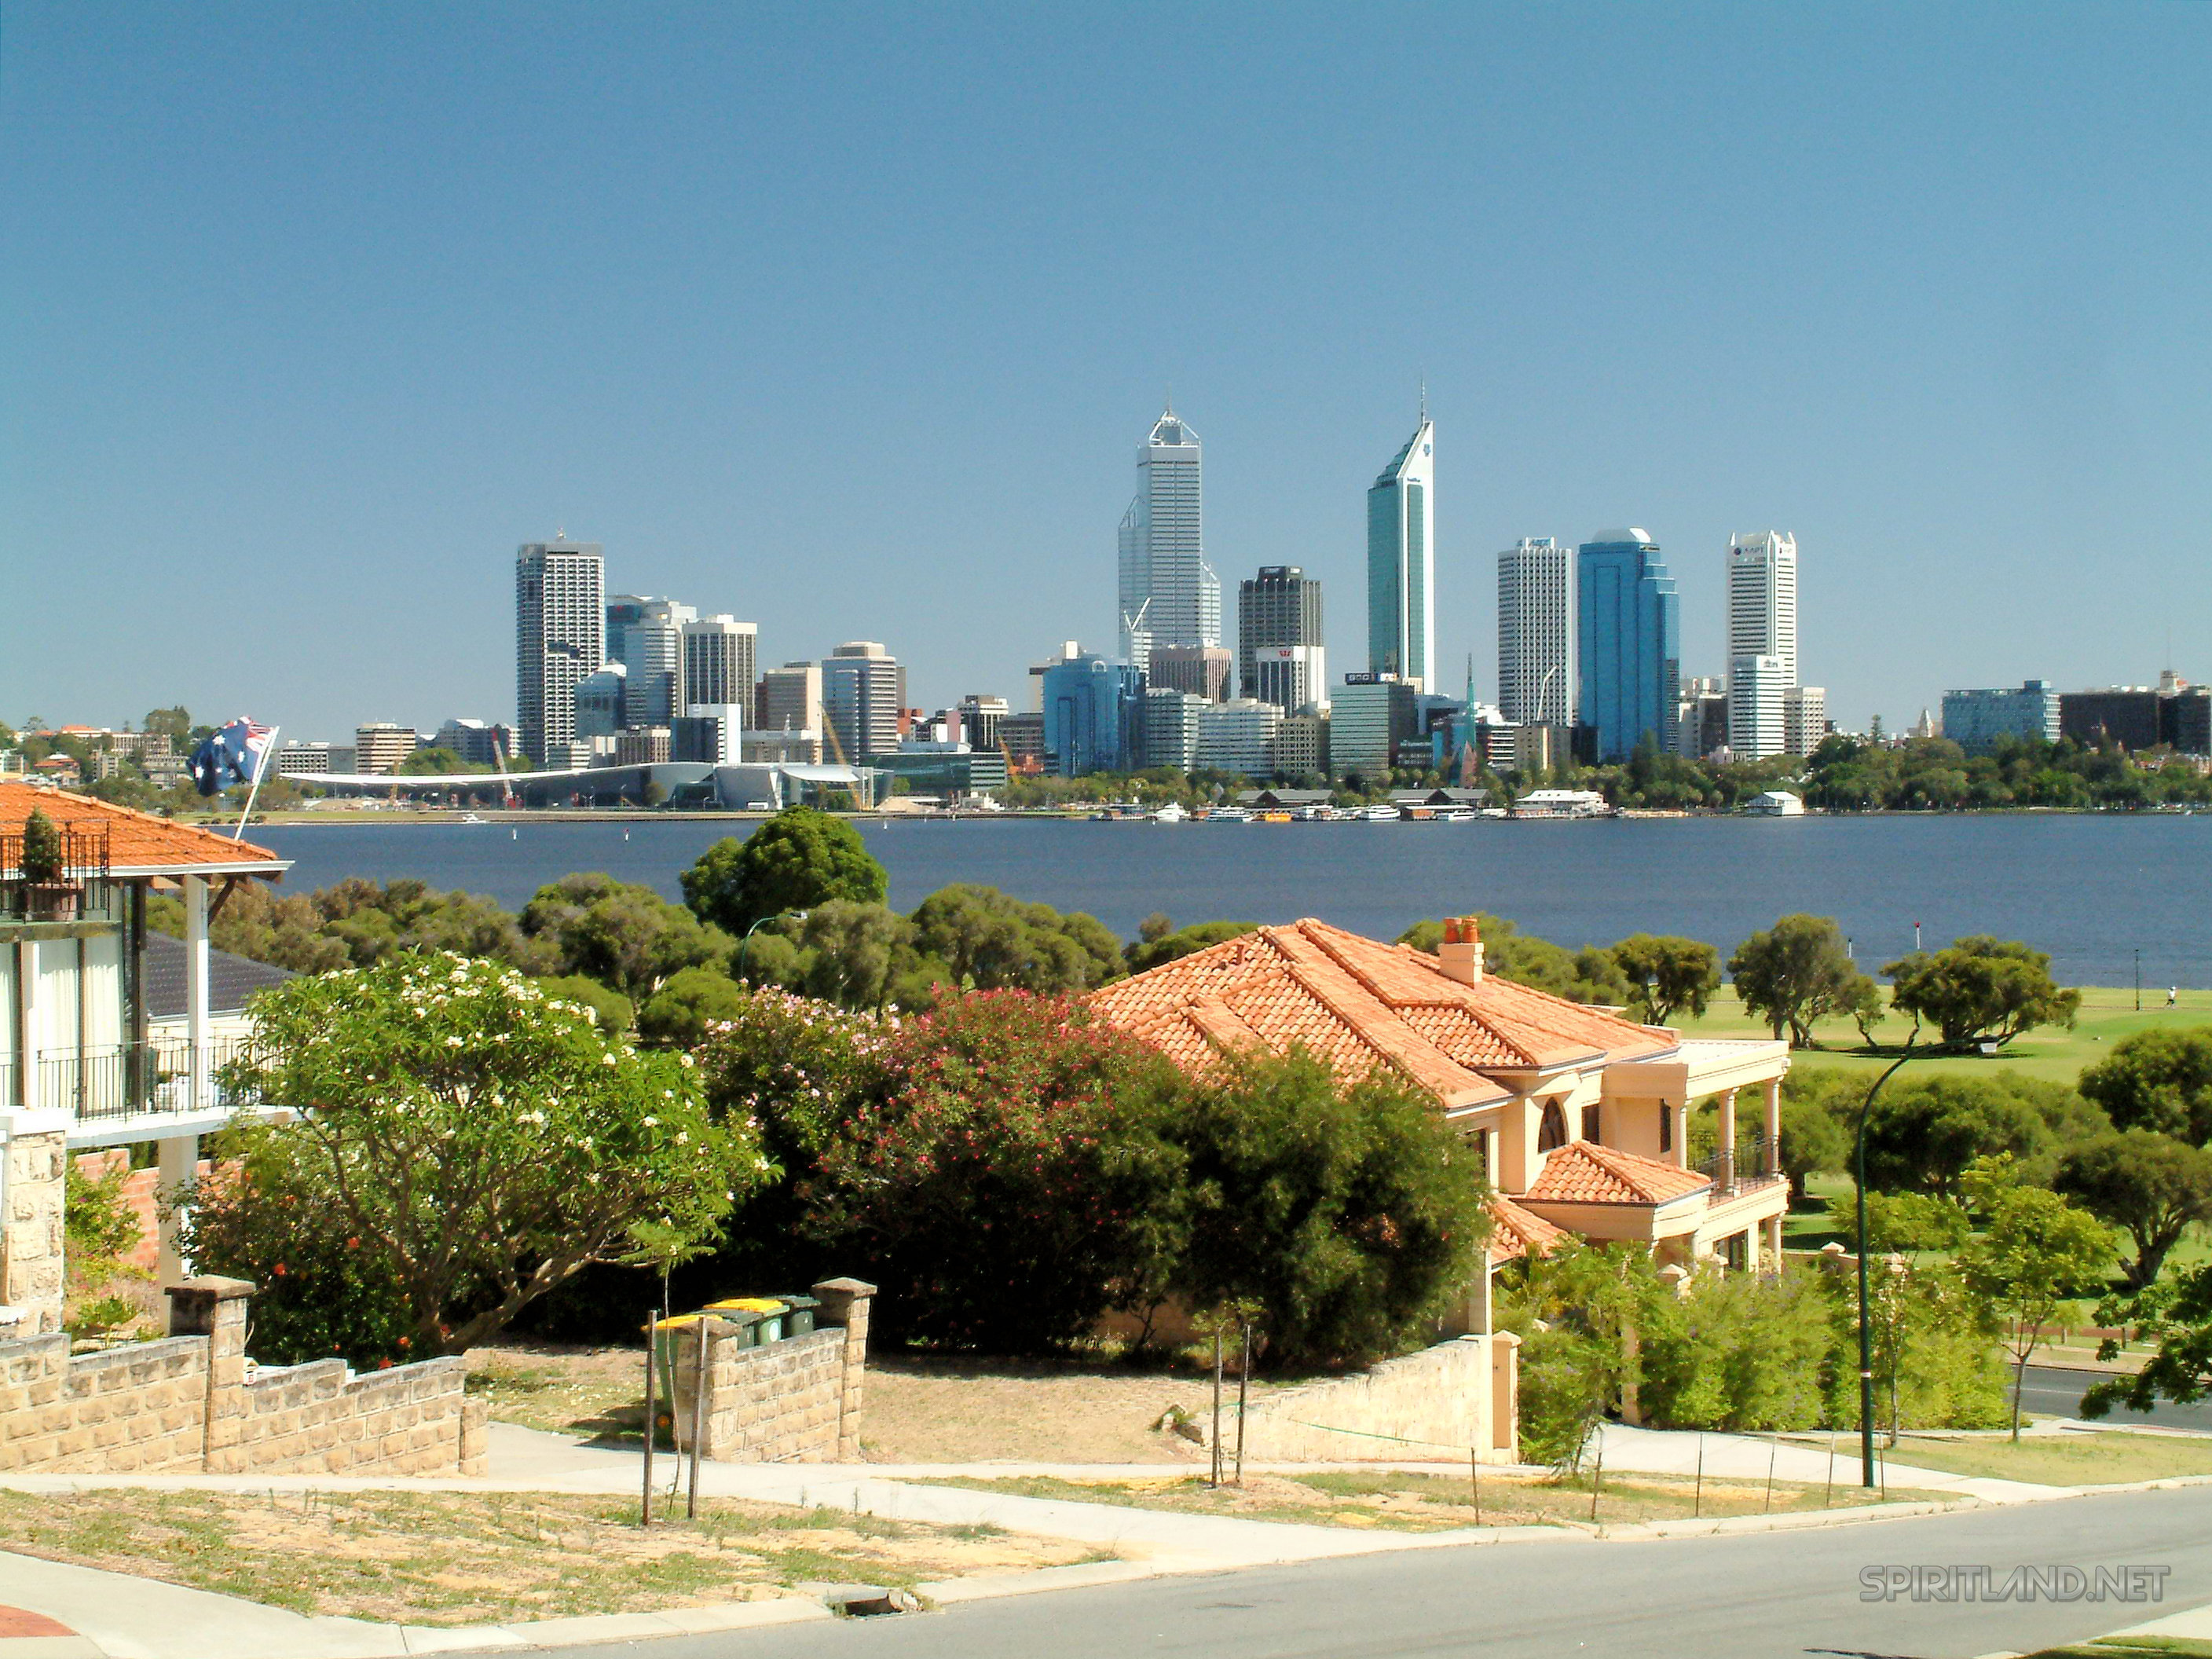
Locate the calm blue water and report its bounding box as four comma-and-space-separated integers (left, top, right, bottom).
251, 815, 2212, 988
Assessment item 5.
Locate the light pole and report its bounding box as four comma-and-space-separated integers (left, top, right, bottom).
736, 910, 808, 982
1853, 1041, 1917, 1489
2136, 948, 2143, 1013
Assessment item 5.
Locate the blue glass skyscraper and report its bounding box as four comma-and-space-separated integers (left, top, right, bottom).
1576, 530, 1679, 761
1041, 652, 1144, 776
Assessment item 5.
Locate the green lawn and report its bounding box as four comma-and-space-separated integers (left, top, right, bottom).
1672, 987, 2212, 1085
1888, 1431, 2212, 1486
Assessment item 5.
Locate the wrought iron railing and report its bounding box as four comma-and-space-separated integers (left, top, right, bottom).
0, 821, 117, 922
1695, 1132, 1782, 1196
0, 1038, 264, 1122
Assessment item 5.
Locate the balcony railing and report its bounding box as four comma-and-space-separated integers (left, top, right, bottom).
0, 1038, 265, 1124
1695, 1132, 1784, 1197
0, 823, 118, 923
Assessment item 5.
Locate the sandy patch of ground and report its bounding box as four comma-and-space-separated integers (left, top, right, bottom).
0, 1488, 1101, 1627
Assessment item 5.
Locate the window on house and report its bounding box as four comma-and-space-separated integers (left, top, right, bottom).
1660, 1104, 1673, 1154
1581, 1104, 1602, 1145
1537, 1101, 1567, 1152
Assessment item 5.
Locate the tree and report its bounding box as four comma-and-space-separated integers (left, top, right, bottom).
1727, 914, 1875, 1048
141, 706, 192, 745
1860, 1073, 2058, 1199
520, 872, 731, 1003
1611, 935, 1721, 1026
787, 900, 938, 1010
1822, 1188, 1971, 1254
192, 954, 764, 1357
2086, 1268, 2212, 1420
2079, 1027, 2212, 1145
800, 991, 1185, 1351
533, 972, 633, 1035
636, 966, 753, 1049
679, 809, 888, 936
1883, 936, 2080, 1051
1166, 1048, 1490, 1368
908, 884, 1124, 992
396, 746, 484, 775
1124, 919, 1258, 974
1956, 1155, 2115, 1438
2054, 1130, 2212, 1289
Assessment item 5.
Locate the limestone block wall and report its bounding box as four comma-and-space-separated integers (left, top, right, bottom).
232, 1355, 473, 1476
672, 1276, 874, 1464
2, 1119, 68, 1335
1234, 1333, 1522, 1465
0, 1333, 207, 1473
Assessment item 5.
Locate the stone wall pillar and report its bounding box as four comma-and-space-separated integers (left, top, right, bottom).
812, 1276, 876, 1462
0, 1111, 70, 1336
167, 1276, 255, 1472
1489, 1331, 1521, 1458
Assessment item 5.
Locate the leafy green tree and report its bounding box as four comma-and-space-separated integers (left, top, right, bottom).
1774, 1068, 1856, 1194
394, 746, 474, 775
532, 972, 633, 1035
2086, 1269, 2212, 1420
1641, 1265, 1836, 1432
1611, 935, 1721, 1026
1956, 1155, 2115, 1438
1727, 914, 1875, 1048
1124, 919, 1258, 974
193, 954, 764, 1356
1822, 1188, 1972, 1253
520, 872, 731, 1003
1883, 936, 2080, 1051
789, 900, 938, 1010
2079, 1027, 2212, 1145
64, 1162, 149, 1339
1511, 1243, 1677, 1458
2054, 1130, 2212, 1289
636, 966, 753, 1049
1861, 1073, 2060, 1199
801, 991, 1185, 1351
141, 707, 192, 745
680, 808, 888, 936
909, 884, 1124, 992
1166, 1048, 1490, 1368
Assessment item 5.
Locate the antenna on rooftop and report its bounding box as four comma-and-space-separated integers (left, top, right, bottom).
1419, 376, 1428, 423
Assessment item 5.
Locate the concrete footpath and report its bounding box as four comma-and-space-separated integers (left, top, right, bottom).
0, 1422, 2099, 1658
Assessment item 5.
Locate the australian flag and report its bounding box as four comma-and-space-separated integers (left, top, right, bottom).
189, 719, 276, 797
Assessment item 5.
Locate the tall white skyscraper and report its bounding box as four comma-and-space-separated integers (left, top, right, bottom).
1497, 537, 1575, 727
680, 616, 758, 718
608, 596, 696, 725
1118, 408, 1220, 666
1366, 411, 1434, 692
515, 539, 605, 764
1725, 530, 1799, 759
822, 641, 902, 761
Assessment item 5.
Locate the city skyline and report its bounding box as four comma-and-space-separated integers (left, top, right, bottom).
7, 6, 2208, 736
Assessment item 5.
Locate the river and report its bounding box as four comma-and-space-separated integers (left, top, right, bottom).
246, 814, 2211, 988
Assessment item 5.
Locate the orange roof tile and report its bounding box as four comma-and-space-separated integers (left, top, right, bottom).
1488, 1196, 1571, 1264
1521, 1141, 1712, 1207
1089, 918, 1674, 1108
0, 784, 287, 877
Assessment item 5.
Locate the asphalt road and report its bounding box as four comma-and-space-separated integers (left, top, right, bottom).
2020, 1364, 2212, 1430
537, 1485, 2212, 1659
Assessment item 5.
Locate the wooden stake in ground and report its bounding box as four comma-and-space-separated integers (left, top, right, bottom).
1588, 1436, 1604, 1523
687, 1322, 709, 1520
1209, 1328, 1224, 1489
1824, 1433, 1836, 1510
1470, 1448, 1481, 1525
1693, 1434, 1705, 1518
1764, 1433, 1779, 1513
1234, 1317, 1251, 1488
640, 1312, 656, 1527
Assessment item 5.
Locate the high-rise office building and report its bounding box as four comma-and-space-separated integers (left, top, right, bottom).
1117, 408, 1220, 667
681, 617, 757, 720
756, 662, 824, 738
1497, 537, 1575, 727
1366, 412, 1435, 691
1943, 681, 2060, 754
1249, 645, 1324, 714
1238, 566, 1324, 703
1782, 686, 1828, 757
1726, 531, 1799, 758
1576, 530, 1679, 762
1030, 642, 1081, 710
822, 642, 902, 761
1331, 674, 1419, 780
955, 694, 1011, 753
1195, 699, 1282, 778
605, 595, 694, 727
515, 540, 605, 764
1675, 676, 1728, 761
1140, 687, 1204, 772
1042, 652, 1144, 776
354, 723, 420, 776
1148, 646, 1232, 703
573, 668, 628, 741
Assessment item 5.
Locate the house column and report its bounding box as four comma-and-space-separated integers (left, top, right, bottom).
1716, 1088, 1738, 1192
184, 875, 211, 1112
156, 1134, 197, 1284
1760, 1077, 1782, 1177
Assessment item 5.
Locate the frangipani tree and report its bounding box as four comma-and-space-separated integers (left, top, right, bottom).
202, 953, 767, 1357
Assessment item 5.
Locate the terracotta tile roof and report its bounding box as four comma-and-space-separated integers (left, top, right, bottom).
1522, 1141, 1713, 1207
1488, 1196, 1571, 1264
1089, 918, 1674, 1108
0, 783, 287, 877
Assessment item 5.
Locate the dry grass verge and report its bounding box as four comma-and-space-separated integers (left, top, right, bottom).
1889, 1430, 2212, 1487
928, 1467, 1946, 1530
0, 1489, 1101, 1627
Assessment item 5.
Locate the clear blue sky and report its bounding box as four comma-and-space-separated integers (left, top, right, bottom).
5, 2, 2208, 742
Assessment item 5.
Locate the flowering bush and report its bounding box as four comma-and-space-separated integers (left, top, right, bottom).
192, 952, 768, 1356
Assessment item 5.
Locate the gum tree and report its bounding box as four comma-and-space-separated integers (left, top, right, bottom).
196, 953, 767, 1357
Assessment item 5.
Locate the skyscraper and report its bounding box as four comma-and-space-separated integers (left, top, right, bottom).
1118, 408, 1220, 668
822, 642, 902, 762
606, 595, 695, 727
1725, 531, 1799, 760
757, 662, 824, 737
1237, 565, 1324, 705
516, 539, 605, 764
1148, 646, 1232, 702
680, 617, 758, 718
1366, 412, 1434, 691
1497, 537, 1575, 727
1576, 530, 1679, 762
1042, 652, 1144, 776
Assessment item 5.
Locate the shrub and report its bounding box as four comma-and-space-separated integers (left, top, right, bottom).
1643, 1266, 1837, 1432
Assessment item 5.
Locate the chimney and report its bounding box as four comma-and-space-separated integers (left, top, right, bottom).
1437, 915, 1485, 987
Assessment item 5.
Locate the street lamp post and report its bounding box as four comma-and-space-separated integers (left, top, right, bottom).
736, 910, 808, 981
1854, 1041, 1918, 1489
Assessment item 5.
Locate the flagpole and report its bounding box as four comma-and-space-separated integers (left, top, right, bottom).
233, 725, 278, 842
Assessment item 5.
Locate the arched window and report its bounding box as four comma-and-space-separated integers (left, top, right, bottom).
1660, 1104, 1674, 1154
1537, 1101, 1568, 1152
